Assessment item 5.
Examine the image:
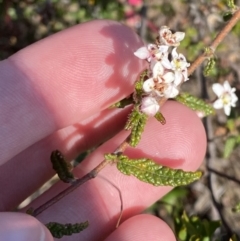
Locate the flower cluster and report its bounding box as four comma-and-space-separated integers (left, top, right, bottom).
212, 80, 238, 116
134, 26, 190, 116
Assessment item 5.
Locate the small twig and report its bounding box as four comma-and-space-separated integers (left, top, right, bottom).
188, 8, 240, 76
32, 135, 131, 217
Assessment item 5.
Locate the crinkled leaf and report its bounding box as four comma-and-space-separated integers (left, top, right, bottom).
154, 112, 166, 125
110, 96, 134, 108
51, 150, 75, 183
223, 136, 237, 158
203, 58, 216, 76
116, 155, 202, 187
45, 221, 89, 239
125, 107, 148, 147
176, 93, 215, 116
134, 70, 148, 99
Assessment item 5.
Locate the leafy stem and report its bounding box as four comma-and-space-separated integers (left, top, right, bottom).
32, 134, 131, 217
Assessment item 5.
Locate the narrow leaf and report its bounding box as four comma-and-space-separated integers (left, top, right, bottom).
134, 70, 148, 98
203, 58, 216, 76
223, 136, 237, 158
45, 221, 89, 239
116, 155, 202, 187
125, 107, 148, 147
175, 93, 215, 116
51, 150, 75, 183
154, 112, 166, 125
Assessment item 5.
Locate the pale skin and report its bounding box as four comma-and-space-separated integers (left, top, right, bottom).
0, 20, 206, 241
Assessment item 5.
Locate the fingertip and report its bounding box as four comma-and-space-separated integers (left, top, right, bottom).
0, 20, 147, 163
0, 212, 53, 241
105, 214, 176, 241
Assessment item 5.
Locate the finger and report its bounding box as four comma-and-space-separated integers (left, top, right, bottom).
26, 101, 206, 241
105, 214, 176, 241
0, 19, 146, 164
0, 212, 53, 241
0, 107, 131, 211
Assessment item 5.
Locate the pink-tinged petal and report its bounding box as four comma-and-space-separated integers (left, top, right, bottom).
213, 99, 223, 109
224, 104, 231, 116
134, 46, 150, 59
143, 78, 155, 93
174, 31, 185, 42
147, 43, 158, 51
212, 83, 224, 97
163, 72, 175, 83
159, 26, 171, 37
141, 97, 160, 116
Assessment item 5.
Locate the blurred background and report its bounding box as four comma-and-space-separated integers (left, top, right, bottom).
1, 0, 240, 240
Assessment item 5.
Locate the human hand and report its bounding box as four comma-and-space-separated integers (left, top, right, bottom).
0, 20, 206, 241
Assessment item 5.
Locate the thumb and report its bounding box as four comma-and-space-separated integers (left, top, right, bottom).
0, 212, 53, 241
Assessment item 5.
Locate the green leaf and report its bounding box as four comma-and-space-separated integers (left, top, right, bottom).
175, 211, 221, 241
154, 112, 166, 125
232, 202, 240, 213
226, 0, 236, 9
175, 93, 215, 116
110, 96, 134, 108
116, 154, 202, 187
134, 70, 148, 99
45, 221, 89, 239
203, 58, 216, 76
50, 150, 75, 183
178, 226, 187, 241
202, 219, 221, 237
124, 107, 148, 147
223, 136, 237, 158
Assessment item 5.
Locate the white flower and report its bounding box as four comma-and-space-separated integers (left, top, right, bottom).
141, 97, 160, 116
212, 80, 238, 116
170, 48, 190, 85
159, 26, 185, 46
171, 48, 190, 71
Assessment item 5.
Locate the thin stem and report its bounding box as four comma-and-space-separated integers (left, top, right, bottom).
33, 134, 131, 217
188, 8, 240, 76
